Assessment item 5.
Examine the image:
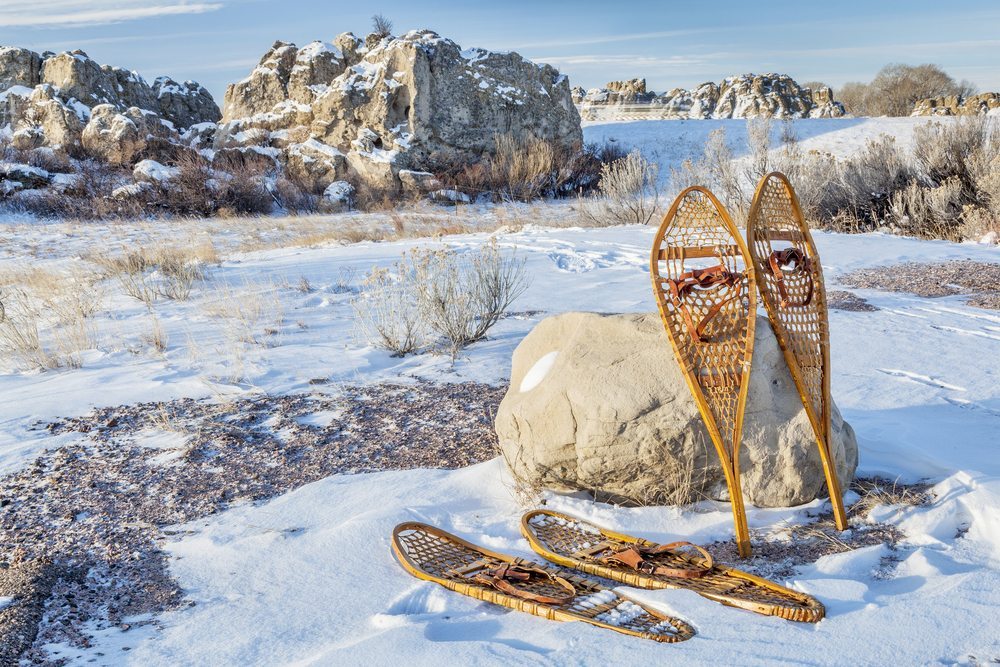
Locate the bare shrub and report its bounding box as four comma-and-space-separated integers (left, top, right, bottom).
352, 265, 428, 356
744, 117, 772, 187
434, 134, 601, 203
353, 240, 529, 359
161, 152, 216, 216
587, 150, 660, 226
831, 135, 913, 227
372, 14, 393, 38
144, 315, 169, 353
912, 118, 992, 192
274, 177, 318, 213
889, 177, 964, 239
669, 127, 741, 213
217, 162, 274, 215
411, 240, 529, 359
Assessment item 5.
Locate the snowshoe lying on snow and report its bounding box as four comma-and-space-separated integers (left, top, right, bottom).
391, 521, 695, 642
521, 510, 825, 623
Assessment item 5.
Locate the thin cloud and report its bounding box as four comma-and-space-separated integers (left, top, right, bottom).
0, 1, 224, 28
510, 28, 710, 50
532, 54, 707, 68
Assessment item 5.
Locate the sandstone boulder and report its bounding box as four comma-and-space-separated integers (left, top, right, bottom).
151, 77, 220, 128
82, 105, 178, 165
495, 312, 858, 508
0, 46, 42, 90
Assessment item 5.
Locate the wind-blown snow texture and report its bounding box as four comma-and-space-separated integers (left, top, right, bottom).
2, 117, 997, 664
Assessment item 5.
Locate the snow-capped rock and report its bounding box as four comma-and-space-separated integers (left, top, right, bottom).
133, 159, 180, 184
911, 92, 1000, 116
577, 74, 846, 120
0, 45, 220, 162
319, 180, 355, 212
217, 29, 582, 194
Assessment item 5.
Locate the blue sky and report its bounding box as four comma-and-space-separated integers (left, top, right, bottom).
1, 0, 998, 102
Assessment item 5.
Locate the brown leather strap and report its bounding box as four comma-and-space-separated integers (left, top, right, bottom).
473, 562, 576, 605
767, 247, 814, 308
599, 541, 714, 579
665, 264, 744, 342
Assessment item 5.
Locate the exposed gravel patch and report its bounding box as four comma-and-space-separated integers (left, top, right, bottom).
707, 477, 933, 580
840, 261, 1000, 308
827, 290, 878, 312
1, 381, 504, 664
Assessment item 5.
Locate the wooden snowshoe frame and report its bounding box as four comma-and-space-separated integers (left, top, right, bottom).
650, 186, 757, 558
391, 522, 695, 642
746, 172, 848, 531
521, 509, 825, 623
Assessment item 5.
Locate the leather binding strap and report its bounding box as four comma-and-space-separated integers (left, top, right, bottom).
665, 265, 744, 342
473, 562, 576, 605
767, 248, 814, 308
598, 542, 714, 579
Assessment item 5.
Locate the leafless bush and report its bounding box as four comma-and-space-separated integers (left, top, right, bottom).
372, 14, 393, 38
912, 118, 993, 192
353, 240, 529, 359
586, 150, 660, 225
889, 177, 964, 239
274, 177, 318, 213
411, 240, 529, 359
744, 117, 772, 187
434, 134, 600, 203
352, 265, 428, 356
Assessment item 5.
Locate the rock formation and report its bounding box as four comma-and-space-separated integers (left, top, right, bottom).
911, 92, 1000, 116
0, 46, 220, 159
495, 312, 858, 508
214, 29, 582, 194
576, 74, 846, 120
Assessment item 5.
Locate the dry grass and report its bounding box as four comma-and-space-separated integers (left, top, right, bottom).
93, 242, 216, 307
0, 266, 104, 370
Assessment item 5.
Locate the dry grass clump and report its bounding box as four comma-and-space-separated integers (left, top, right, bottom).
849, 477, 932, 518
195, 281, 284, 383
0, 266, 104, 370
94, 243, 216, 307
353, 239, 529, 359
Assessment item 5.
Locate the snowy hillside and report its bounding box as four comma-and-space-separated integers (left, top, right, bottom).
0, 117, 998, 664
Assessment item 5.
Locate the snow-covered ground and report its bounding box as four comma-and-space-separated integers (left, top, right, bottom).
2, 117, 999, 664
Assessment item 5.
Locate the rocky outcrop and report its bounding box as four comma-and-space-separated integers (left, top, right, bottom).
215, 29, 582, 194
495, 312, 858, 508
577, 74, 846, 120
0, 46, 220, 159
911, 93, 1000, 116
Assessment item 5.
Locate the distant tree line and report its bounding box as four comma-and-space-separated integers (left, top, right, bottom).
818, 63, 977, 117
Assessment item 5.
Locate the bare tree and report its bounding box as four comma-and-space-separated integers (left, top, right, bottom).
371, 14, 393, 38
